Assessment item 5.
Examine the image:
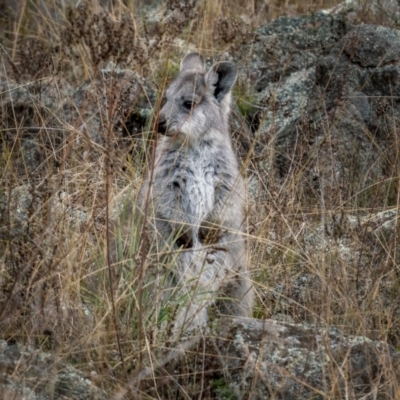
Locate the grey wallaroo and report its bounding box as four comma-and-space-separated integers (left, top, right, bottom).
114, 52, 253, 338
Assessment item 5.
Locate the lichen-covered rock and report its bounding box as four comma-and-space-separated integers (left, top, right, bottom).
139, 317, 400, 400
0, 339, 106, 400
236, 10, 354, 91
0, 66, 156, 177
247, 22, 400, 209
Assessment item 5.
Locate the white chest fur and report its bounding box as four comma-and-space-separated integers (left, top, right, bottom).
153, 139, 224, 225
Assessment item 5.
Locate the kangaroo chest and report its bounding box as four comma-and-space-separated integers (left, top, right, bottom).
155, 144, 234, 221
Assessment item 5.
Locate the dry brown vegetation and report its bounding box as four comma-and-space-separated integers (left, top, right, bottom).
0, 0, 399, 399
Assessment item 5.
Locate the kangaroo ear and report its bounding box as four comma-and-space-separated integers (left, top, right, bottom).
180, 52, 205, 72
205, 62, 237, 102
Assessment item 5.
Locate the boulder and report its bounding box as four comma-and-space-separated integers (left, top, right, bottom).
136, 318, 400, 400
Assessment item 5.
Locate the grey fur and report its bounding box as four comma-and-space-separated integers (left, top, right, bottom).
138, 52, 253, 333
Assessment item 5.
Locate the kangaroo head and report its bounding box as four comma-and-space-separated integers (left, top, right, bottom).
157, 52, 237, 138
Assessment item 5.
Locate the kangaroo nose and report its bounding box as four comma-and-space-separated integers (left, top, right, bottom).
157, 117, 167, 134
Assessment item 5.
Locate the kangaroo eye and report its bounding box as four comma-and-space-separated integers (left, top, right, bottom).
183, 100, 195, 110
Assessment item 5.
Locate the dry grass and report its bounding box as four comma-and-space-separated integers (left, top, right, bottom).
0, 0, 399, 398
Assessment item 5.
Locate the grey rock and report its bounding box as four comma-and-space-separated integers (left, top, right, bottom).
146, 317, 400, 400
237, 10, 353, 91
249, 22, 400, 209
255, 68, 315, 143
330, 0, 400, 23
338, 25, 400, 67
0, 339, 106, 400
0, 67, 156, 177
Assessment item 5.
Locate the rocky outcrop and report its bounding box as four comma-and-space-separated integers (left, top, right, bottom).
244, 17, 400, 209
0, 67, 156, 178
135, 317, 400, 400
2, 316, 397, 399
